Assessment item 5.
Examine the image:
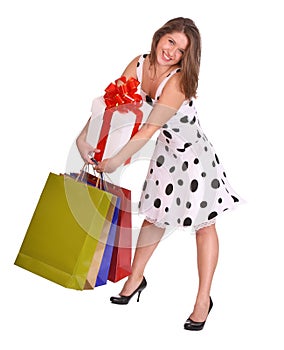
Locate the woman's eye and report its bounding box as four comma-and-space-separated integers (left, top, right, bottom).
179, 49, 184, 55
169, 39, 174, 45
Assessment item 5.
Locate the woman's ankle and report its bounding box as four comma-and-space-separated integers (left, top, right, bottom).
127, 272, 144, 283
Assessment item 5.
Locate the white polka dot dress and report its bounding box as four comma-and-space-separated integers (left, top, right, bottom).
137, 54, 244, 232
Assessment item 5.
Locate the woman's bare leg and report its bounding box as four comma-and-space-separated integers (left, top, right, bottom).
119, 219, 165, 296
189, 223, 219, 321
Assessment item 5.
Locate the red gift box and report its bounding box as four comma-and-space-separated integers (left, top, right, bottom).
95, 76, 143, 165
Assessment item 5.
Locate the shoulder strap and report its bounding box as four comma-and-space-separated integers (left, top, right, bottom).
136, 54, 148, 83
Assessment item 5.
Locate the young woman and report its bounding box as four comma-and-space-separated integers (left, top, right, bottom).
77, 17, 243, 331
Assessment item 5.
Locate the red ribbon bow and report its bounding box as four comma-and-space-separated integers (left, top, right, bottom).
103, 76, 142, 110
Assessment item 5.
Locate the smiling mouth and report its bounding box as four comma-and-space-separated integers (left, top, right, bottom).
162, 51, 172, 61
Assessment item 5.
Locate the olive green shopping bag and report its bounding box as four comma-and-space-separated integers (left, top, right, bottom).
14, 172, 117, 290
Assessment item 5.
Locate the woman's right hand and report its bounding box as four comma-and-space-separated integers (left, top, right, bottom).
76, 138, 100, 164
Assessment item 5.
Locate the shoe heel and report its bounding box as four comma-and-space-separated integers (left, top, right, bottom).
137, 290, 142, 302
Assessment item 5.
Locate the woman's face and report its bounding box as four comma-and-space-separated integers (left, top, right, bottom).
155, 31, 188, 67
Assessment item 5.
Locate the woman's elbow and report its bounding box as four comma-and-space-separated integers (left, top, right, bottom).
142, 123, 160, 138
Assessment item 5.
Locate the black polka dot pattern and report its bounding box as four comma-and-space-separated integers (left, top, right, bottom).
190, 180, 198, 192
176, 142, 192, 153
190, 116, 196, 125
183, 217, 192, 226
154, 198, 161, 208
180, 116, 189, 123
146, 95, 153, 105
182, 161, 188, 171
211, 179, 220, 189
231, 195, 239, 203
215, 154, 220, 164
143, 181, 147, 191
165, 184, 173, 195
135, 53, 243, 231
156, 155, 165, 167
208, 211, 218, 220
163, 130, 172, 139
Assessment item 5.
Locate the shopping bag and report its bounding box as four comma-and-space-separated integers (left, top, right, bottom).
60, 170, 121, 289
68, 170, 121, 287
84, 192, 120, 289
80, 172, 132, 282
14, 172, 117, 290
82, 172, 122, 288
95, 198, 120, 287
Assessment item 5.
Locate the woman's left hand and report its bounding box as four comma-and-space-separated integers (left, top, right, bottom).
94, 157, 119, 174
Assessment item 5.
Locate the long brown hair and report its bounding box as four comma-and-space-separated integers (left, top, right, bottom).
149, 17, 201, 100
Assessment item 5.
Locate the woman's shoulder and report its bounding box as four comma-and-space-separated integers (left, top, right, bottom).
157, 71, 186, 109
121, 55, 142, 79
131, 54, 141, 64
127, 53, 149, 70
130, 54, 149, 71
163, 70, 183, 94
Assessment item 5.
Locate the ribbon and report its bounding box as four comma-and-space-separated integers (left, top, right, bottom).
95, 77, 144, 165
103, 76, 142, 110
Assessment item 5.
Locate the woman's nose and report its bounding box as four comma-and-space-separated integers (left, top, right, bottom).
168, 47, 177, 57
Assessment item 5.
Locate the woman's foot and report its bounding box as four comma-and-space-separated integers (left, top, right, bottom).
119, 275, 144, 296
110, 275, 147, 305
189, 297, 211, 322
184, 296, 213, 331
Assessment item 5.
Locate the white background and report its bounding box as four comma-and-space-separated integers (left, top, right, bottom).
1, 0, 283, 348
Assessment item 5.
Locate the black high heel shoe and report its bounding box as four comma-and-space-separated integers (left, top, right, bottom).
184, 297, 213, 331
110, 277, 147, 305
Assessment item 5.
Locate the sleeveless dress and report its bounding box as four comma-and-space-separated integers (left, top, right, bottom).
136, 54, 244, 232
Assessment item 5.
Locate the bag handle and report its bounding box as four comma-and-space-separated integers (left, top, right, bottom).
90, 157, 115, 186
76, 161, 106, 191
91, 159, 106, 191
